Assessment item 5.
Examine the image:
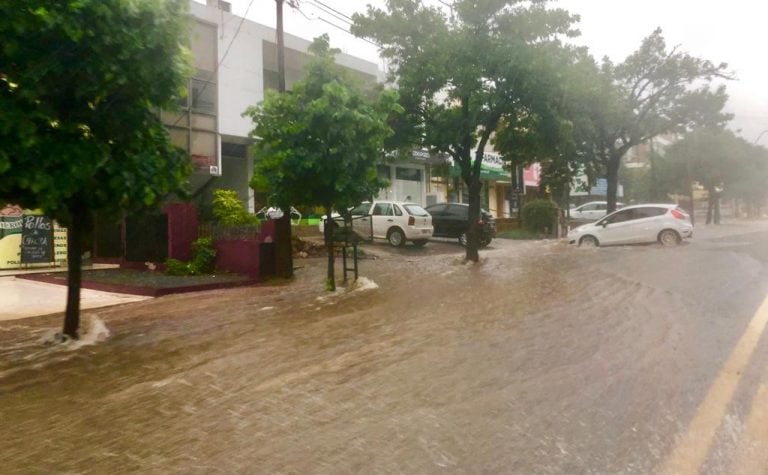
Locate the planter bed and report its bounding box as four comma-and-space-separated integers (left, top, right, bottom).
18, 269, 256, 297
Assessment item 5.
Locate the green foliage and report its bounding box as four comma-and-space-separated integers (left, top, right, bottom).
586, 28, 732, 211
0, 0, 193, 222
352, 0, 578, 260
245, 34, 400, 214
164, 237, 217, 276
164, 258, 190, 276
1, 0, 193, 336
212, 189, 259, 226
521, 199, 557, 234
245, 34, 401, 291
189, 237, 216, 274
663, 127, 768, 213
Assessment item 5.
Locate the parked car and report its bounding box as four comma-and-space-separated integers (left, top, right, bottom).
567, 204, 692, 247
569, 201, 625, 222
425, 202, 496, 247
319, 201, 433, 247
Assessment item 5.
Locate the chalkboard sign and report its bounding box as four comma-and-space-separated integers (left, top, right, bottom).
21, 216, 54, 264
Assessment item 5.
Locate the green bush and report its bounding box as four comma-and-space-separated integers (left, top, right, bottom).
164, 237, 217, 276
521, 199, 557, 234
164, 258, 189, 276
189, 237, 216, 274
212, 189, 259, 226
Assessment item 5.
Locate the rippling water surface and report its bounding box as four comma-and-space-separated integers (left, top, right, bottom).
2, 236, 767, 473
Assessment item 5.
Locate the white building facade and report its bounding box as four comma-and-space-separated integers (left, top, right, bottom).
169, 1, 390, 213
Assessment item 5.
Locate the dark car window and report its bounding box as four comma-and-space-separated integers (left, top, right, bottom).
393, 204, 403, 216
372, 203, 393, 216
635, 207, 667, 218
447, 205, 468, 218
351, 203, 371, 216
426, 204, 448, 216
604, 208, 636, 224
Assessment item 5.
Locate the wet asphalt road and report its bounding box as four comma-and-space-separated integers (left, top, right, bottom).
2, 223, 768, 474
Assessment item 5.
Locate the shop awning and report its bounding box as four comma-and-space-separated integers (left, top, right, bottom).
451, 164, 511, 182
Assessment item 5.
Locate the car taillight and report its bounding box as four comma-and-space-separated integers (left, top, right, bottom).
408, 216, 415, 226
671, 209, 686, 220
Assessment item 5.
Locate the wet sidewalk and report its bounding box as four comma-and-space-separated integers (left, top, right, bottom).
0, 265, 151, 321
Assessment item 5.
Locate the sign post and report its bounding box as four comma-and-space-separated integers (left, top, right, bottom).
20, 216, 54, 264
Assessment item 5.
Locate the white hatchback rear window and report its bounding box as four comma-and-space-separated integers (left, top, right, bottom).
404, 205, 429, 216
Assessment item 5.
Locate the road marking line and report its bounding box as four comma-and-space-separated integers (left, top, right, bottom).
658, 295, 768, 475
730, 384, 768, 475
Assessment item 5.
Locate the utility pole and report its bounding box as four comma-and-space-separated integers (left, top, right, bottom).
273, 0, 293, 278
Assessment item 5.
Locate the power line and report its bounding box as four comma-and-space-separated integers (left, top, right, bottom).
291, 1, 379, 48
308, 0, 353, 27
312, 0, 353, 22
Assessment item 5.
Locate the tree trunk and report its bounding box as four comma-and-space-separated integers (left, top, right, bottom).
605, 154, 621, 213
714, 191, 721, 225
706, 186, 714, 225
274, 213, 293, 279
324, 208, 335, 291
465, 178, 482, 263
63, 204, 86, 339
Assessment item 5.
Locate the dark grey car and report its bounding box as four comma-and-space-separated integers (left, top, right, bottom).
425, 203, 496, 247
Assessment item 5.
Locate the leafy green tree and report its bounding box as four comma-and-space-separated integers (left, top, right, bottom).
212, 189, 259, 226
588, 28, 731, 213
352, 0, 578, 262
0, 0, 192, 339
494, 48, 604, 209
729, 144, 768, 217
245, 35, 401, 291
663, 128, 767, 223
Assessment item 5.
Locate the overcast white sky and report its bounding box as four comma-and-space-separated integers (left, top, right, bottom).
226, 0, 768, 144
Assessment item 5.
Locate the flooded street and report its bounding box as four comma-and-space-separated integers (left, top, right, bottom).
3, 226, 768, 474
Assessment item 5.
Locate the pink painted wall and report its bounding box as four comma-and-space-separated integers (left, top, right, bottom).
213, 219, 278, 280
164, 203, 198, 261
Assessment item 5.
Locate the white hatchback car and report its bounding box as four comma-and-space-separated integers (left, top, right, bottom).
319, 201, 433, 247
568, 204, 693, 247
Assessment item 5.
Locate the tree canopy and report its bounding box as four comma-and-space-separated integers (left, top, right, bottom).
352, 0, 579, 261
662, 127, 768, 222
0, 0, 193, 338
245, 35, 401, 290
588, 28, 732, 212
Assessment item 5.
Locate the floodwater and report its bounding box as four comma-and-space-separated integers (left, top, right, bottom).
2, 227, 768, 473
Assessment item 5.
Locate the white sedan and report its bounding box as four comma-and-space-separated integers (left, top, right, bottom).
319, 201, 433, 247
568, 204, 693, 247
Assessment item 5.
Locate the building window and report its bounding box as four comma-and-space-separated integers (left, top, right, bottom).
191, 78, 216, 114
395, 167, 422, 182
263, 69, 280, 92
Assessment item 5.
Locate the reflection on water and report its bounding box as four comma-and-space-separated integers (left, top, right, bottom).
0, 239, 763, 473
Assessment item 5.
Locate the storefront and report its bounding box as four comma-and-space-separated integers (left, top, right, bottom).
0, 204, 67, 270
377, 150, 449, 206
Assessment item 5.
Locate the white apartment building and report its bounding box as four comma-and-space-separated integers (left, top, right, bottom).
167, 0, 398, 213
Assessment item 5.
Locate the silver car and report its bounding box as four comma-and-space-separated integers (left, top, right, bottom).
570, 201, 625, 222
568, 204, 693, 247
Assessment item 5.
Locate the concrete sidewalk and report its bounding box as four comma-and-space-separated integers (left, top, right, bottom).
0, 275, 150, 321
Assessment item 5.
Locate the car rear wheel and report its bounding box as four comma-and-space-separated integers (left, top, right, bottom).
387, 227, 406, 247
579, 235, 599, 247
412, 239, 428, 247
458, 232, 468, 247
658, 229, 681, 246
